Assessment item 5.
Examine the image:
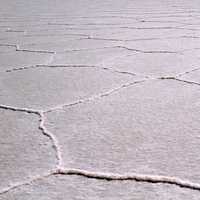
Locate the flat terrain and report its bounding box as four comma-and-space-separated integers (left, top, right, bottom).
1, 0, 200, 199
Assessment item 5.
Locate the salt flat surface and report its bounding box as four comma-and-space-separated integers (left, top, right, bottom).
1, 0, 200, 199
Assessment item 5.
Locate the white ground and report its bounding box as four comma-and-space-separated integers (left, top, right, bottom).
1, 0, 200, 199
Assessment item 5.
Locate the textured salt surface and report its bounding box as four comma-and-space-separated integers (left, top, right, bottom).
1, 0, 200, 199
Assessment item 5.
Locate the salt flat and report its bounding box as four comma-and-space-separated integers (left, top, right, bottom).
1, 0, 200, 199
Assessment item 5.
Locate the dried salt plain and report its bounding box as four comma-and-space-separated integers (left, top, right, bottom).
1, 0, 200, 199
